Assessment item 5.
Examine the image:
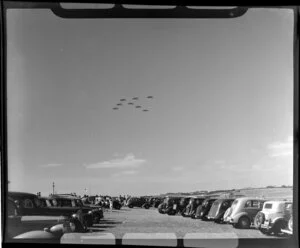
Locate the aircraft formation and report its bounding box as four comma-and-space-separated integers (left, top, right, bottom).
112, 96, 153, 112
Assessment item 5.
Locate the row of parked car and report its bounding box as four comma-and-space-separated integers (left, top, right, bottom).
125, 196, 163, 209
5, 191, 107, 241
157, 195, 293, 236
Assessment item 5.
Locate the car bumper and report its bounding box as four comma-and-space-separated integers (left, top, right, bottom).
228, 218, 236, 224
281, 229, 292, 235
260, 221, 274, 230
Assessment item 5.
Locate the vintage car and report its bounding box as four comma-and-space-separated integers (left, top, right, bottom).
254, 200, 292, 236
161, 196, 182, 215
9, 192, 87, 218
168, 197, 191, 215
192, 197, 218, 220
206, 198, 235, 222
93, 196, 122, 210
181, 196, 206, 217
5, 197, 86, 242
152, 197, 163, 208
126, 197, 149, 208
223, 197, 265, 229
41, 194, 104, 226
111, 197, 122, 210
157, 197, 167, 214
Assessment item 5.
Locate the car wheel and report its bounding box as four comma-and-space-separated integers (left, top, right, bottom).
83, 216, 93, 229
237, 216, 251, 229
144, 204, 150, 209
272, 221, 286, 236
93, 213, 101, 224
128, 205, 133, 208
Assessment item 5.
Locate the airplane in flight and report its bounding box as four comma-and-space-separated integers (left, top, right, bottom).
113, 107, 119, 110
117, 103, 122, 106
143, 109, 149, 112
128, 102, 134, 105
120, 99, 126, 101
147, 96, 153, 99
132, 97, 139, 100
135, 106, 141, 108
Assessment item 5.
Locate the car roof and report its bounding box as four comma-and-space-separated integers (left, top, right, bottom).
8, 191, 37, 198
213, 198, 235, 203
263, 200, 292, 205
234, 197, 265, 202
50, 194, 80, 199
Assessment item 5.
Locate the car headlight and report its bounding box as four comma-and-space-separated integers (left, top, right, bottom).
88, 210, 93, 214
72, 213, 79, 219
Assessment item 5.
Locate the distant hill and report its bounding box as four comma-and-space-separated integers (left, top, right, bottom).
153, 185, 293, 199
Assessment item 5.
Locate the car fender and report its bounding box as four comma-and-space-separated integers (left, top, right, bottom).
272, 217, 287, 227
231, 212, 250, 223
14, 230, 59, 239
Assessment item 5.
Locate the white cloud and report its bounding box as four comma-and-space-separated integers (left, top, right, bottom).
267, 136, 293, 158
84, 153, 146, 169
172, 166, 184, 171
111, 170, 139, 177
39, 163, 62, 168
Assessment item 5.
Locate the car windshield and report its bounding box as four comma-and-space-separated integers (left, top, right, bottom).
4, 2, 296, 245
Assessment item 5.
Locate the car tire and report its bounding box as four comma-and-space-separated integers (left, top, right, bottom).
83, 216, 93, 228
272, 220, 286, 236
128, 205, 133, 208
237, 216, 251, 229
93, 214, 101, 224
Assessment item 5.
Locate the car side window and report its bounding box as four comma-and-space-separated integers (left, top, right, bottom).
252, 200, 259, 208
244, 200, 251, 208
23, 198, 34, 208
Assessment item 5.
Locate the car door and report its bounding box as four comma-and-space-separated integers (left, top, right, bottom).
244, 200, 263, 221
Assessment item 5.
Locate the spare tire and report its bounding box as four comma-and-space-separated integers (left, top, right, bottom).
254, 212, 265, 229
158, 203, 165, 214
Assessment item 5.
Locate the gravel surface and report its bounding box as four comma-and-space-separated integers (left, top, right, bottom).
87, 207, 286, 240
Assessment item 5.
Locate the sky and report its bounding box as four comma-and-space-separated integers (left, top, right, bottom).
6, 7, 294, 196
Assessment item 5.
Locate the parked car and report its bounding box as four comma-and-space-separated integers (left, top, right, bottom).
5, 197, 85, 242
9, 192, 86, 218
182, 196, 206, 217
223, 197, 265, 229
168, 197, 191, 216
254, 200, 292, 236
157, 197, 168, 214
163, 196, 183, 215
192, 197, 218, 220
126, 197, 148, 208
153, 197, 163, 208
43, 194, 104, 226
111, 197, 122, 210
206, 198, 235, 223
